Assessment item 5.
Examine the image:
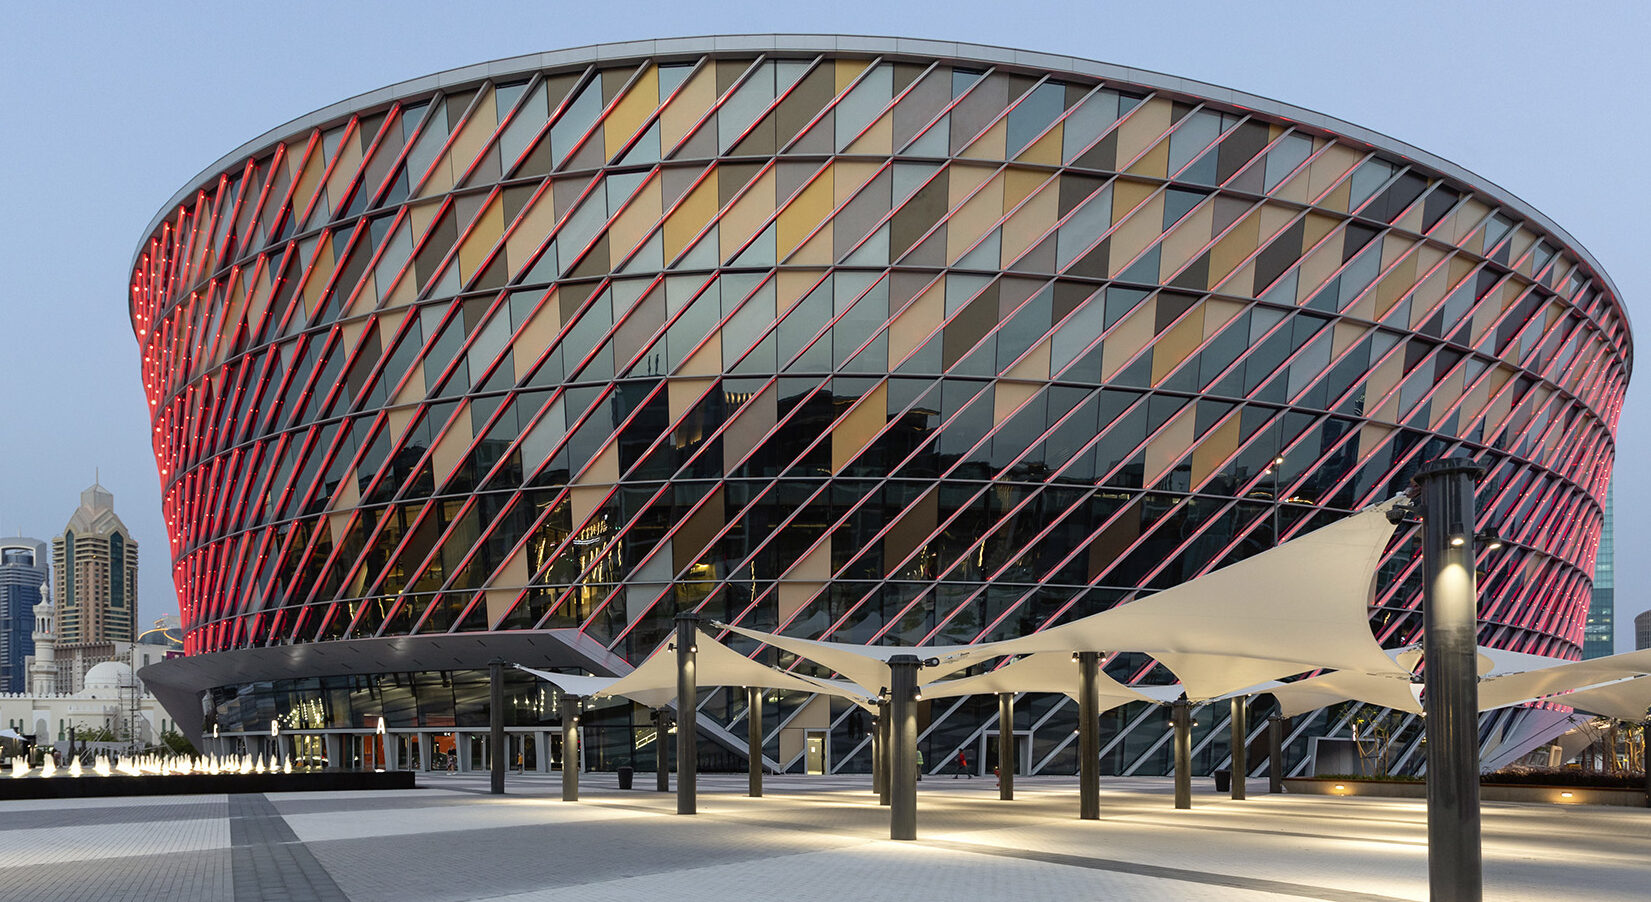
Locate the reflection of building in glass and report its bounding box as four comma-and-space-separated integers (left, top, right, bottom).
132, 38, 1629, 777
1583, 480, 1614, 658
52, 483, 139, 646
0, 538, 48, 693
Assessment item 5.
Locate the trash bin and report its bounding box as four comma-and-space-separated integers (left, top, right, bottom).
617, 765, 634, 789
1213, 769, 1231, 792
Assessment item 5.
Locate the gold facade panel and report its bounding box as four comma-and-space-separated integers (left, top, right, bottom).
457, 194, 505, 283
1000, 176, 1058, 264
1190, 413, 1240, 489
661, 65, 718, 153
605, 65, 660, 160
664, 168, 718, 261
889, 278, 944, 366
1106, 193, 1165, 278
1158, 202, 1215, 280
833, 382, 888, 472
718, 167, 777, 256
778, 165, 834, 258
607, 174, 662, 263
1114, 97, 1171, 168
1143, 404, 1195, 484
1101, 300, 1155, 380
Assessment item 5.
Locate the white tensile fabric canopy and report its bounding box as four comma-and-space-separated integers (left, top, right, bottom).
514, 667, 620, 699
1477, 648, 1651, 711
517, 629, 870, 707
984, 500, 1410, 697
711, 625, 995, 693
719, 499, 1406, 702
1542, 674, 1651, 722
1269, 669, 1424, 718
917, 652, 1154, 704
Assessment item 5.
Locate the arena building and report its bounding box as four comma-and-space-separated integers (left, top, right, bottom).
132, 36, 1629, 775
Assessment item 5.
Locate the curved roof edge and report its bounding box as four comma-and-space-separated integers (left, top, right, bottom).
131, 33, 1628, 336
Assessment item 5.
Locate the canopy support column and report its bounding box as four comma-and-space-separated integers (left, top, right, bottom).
746, 687, 763, 798
998, 692, 1014, 801
888, 654, 920, 841
1173, 699, 1192, 810
654, 708, 670, 792
1077, 651, 1100, 819
1415, 459, 1484, 902
560, 695, 580, 802
1268, 714, 1286, 793
1230, 695, 1247, 800
675, 613, 699, 815
489, 658, 507, 795
876, 701, 891, 805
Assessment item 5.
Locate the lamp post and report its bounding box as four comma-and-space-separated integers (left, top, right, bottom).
888, 654, 920, 840
998, 692, 1014, 801
1076, 651, 1101, 819
876, 699, 891, 805
654, 708, 670, 792
746, 687, 763, 798
488, 658, 507, 795
1409, 457, 1487, 902
560, 694, 580, 802
1267, 714, 1286, 794
675, 612, 699, 815
1172, 699, 1192, 810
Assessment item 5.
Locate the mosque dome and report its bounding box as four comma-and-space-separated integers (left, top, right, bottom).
82, 661, 136, 693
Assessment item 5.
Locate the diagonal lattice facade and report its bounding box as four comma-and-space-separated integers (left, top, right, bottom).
131, 38, 1629, 774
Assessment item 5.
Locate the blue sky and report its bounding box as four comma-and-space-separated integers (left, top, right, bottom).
2, 0, 1646, 647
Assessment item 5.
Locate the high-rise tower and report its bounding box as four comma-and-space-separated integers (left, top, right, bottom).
52, 483, 139, 646
0, 538, 48, 693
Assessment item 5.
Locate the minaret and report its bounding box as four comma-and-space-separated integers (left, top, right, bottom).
28, 586, 56, 695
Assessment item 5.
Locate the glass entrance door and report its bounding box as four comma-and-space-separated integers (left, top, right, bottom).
804, 731, 828, 775
981, 732, 1033, 776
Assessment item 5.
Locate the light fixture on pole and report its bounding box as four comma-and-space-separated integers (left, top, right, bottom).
1402, 457, 1492, 902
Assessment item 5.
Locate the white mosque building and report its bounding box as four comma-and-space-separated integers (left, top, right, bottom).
0, 591, 175, 754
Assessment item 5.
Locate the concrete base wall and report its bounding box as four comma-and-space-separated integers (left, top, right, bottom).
1283, 776, 1647, 807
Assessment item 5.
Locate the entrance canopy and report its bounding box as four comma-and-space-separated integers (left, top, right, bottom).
1477, 648, 1651, 710
1269, 668, 1424, 718
1544, 674, 1651, 722
519, 628, 873, 708
720, 499, 1408, 702
917, 652, 1153, 704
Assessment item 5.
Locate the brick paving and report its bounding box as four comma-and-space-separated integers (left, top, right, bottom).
0, 774, 1641, 901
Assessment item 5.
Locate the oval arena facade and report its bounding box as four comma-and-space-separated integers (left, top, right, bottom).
132, 37, 1629, 776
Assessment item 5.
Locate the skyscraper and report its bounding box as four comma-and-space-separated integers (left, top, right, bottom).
0, 538, 48, 693
51, 483, 139, 646
1583, 480, 1615, 658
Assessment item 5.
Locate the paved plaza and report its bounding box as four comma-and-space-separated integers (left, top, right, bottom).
0, 773, 1642, 901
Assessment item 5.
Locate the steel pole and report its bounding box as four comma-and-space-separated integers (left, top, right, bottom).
998, 692, 1015, 801
1173, 699, 1192, 810
1415, 458, 1484, 902
877, 701, 891, 805
655, 709, 669, 792
1268, 714, 1286, 793
869, 711, 880, 795
1077, 651, 1101, 819
488, 659, 507, 795
746, 687, 763, 798
675, 613, 698, 815
559, 695, 580, 802
1230, 695, 1246, 800
888, 655, 920, 840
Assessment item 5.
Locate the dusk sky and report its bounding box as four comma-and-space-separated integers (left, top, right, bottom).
2, 1, 1645, 648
